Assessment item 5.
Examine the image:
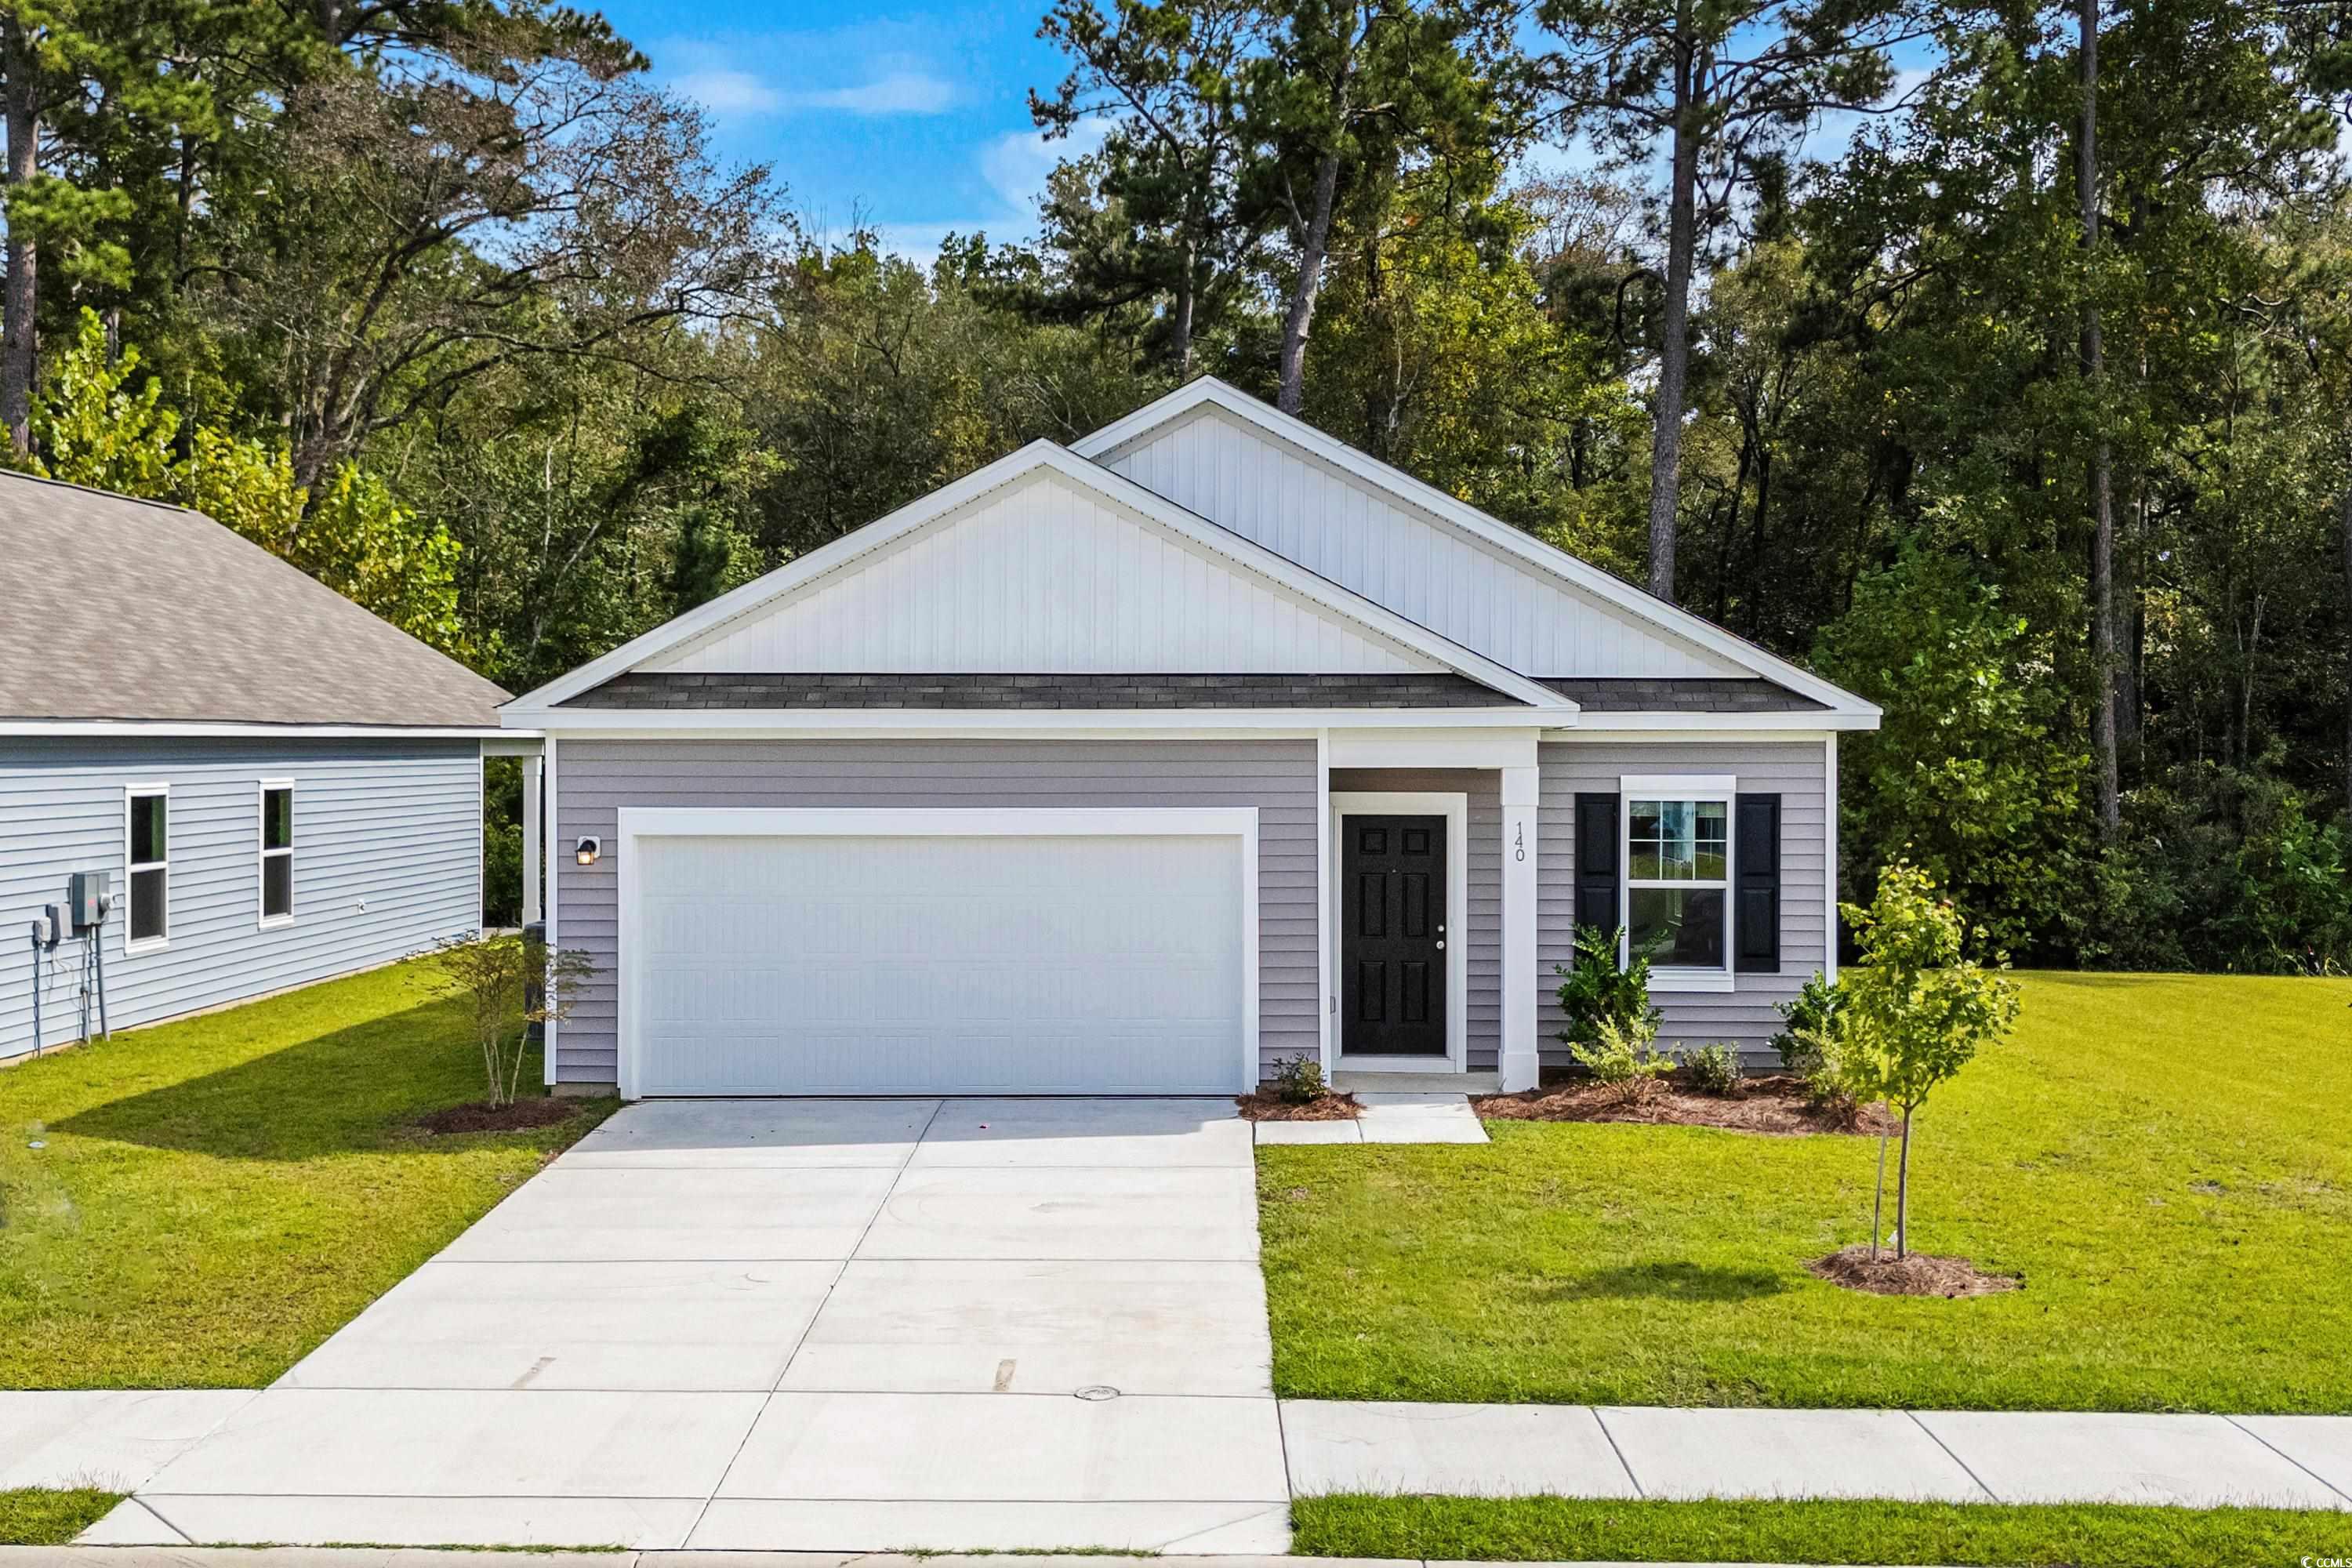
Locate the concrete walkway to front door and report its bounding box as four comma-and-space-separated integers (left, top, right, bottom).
89, 1098, 1290, 1554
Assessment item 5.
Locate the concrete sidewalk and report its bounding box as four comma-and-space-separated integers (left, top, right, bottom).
1279, 1400, 2352, 1511
0, 1554, 1798, 1568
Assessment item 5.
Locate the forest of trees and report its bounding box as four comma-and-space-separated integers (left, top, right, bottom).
2, 0, 2347, 971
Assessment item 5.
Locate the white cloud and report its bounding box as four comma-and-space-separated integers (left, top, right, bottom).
667, 49, 960, 121
978, 120, 1111, 216
804, 71, 959, 116
675, 67, 783, 115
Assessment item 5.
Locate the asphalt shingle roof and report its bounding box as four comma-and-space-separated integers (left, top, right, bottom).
0, 471, 507, 726
561, 671, 1523, 710
1538, 677, 1828, 713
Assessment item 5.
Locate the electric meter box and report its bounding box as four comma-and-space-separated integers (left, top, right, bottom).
67, 869, 109, 931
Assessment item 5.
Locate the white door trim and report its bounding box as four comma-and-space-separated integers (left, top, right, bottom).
1327, 790, 1468, 1074
614, 805, 1260, 1100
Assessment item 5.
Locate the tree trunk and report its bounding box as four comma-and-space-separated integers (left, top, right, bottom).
1277, 148, 1342, 416
1645, 49, 1699, 604
2342, 477, 2351, 821
1170, 238, 1196, 376
1894, 1107, 1913, 1259
2079, 0, 2120, 840
2, 14, 38, 456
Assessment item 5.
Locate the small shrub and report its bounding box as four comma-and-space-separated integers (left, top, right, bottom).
1556, 924, 1663, 1051
1567, 1011, 1676, 1096
1773, 971, 1845, 1076
422, 929, 594, 1109
1271, 1052, 1329, 1105
1679, 1042, 1742, 1096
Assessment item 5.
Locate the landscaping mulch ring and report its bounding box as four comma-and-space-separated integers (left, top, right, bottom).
1236, 1089, 1364, 1120
1808, 1243, 2022, 1298
410, 1098, 586, 1135
1472, 1074, 1898, 1137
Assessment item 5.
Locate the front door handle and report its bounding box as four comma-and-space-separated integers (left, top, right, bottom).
1436, 940, 1446, 950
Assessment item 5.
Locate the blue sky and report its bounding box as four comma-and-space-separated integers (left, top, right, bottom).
594, 2, 1940, 263
596, 0, 1099, 259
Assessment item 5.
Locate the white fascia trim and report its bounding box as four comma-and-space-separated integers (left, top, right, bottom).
2, 720, 521, 739
1559, 711, 1878, 732
1559, 724, 1842, 742
1073, 379, 1880, 720
505, 439, 1572, 716
503, 705, 1559, 737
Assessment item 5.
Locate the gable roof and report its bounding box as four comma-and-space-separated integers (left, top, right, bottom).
506, 441, 1570, 715
0, 472, 506, 729
1073, 378, 1878, 720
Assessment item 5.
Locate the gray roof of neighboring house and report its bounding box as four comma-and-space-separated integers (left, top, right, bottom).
1539, 677, 1829, 713
561, 671, 1523, 710
0, 471, 507, 727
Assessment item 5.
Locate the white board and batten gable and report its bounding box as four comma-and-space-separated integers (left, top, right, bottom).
1083, 395, 1740, 681
511, 439, 1566, 717
647, 465, 1433, 677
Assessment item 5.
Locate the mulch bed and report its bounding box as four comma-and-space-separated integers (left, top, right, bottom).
1472, 1073, 1897, 1137
1235, 1089, 1364, 1121
410, 1098, 584, 1135
1808, 1243, 2022, 1298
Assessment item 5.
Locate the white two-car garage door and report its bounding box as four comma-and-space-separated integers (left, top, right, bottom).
619, 809, 1254, 1097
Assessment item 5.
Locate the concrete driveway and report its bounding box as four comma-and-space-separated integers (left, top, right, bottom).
103, 1098, 1287, 1554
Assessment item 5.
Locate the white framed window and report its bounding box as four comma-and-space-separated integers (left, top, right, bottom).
125, 785, 170, 952
1622, 773, 1734, 991
259, 780, 295, 927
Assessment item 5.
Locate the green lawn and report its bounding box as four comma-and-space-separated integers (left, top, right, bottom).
0, 1489, 122, 1546
1261, 971, 2352, 1410
1291, 1494, 2352, 1566
0, 959, 615, 1388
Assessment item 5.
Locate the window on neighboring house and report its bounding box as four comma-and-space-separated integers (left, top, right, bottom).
1624, 780, 1733, 977
260, 782, 294, 925
127, 787, 169, 949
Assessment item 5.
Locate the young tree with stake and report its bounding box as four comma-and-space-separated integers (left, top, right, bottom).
1834, 862, 2020, 1259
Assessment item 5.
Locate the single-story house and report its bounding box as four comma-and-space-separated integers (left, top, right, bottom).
503, 378, 1880, 1098
0, 472, 514, 1062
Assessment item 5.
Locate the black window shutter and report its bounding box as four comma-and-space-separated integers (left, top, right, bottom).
1574, 793, 1620, 942
1735, 793, 1781, 973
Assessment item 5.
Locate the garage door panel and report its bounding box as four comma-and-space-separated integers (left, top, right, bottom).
629, 831, 1247, 1096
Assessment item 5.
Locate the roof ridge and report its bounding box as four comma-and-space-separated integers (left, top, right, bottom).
0, 465, 199, 516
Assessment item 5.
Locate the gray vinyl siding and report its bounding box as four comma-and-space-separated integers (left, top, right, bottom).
0, 736, 484, 1061
551, 738, 1319, 1088
1536, 739, 1829, 1062
1330, 768, 1502, 1071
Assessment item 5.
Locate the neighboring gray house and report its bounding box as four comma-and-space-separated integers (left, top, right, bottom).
1, 473, 510, 1062
504, 379, 1881, 1098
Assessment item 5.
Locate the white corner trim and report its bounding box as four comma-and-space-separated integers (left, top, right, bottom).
1327, 791, 1470, 1074
1825, 733, 1840, 984
610, 805, 1261, 1102
1316, 731, 1334, 1076
506, 438, 1570, 715
542, 735, 560, 1087
1072, 378, 1880, 720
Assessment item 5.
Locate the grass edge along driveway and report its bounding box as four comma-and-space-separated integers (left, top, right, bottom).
1260, 971, 2352, 1412
0, 956, 615, 1389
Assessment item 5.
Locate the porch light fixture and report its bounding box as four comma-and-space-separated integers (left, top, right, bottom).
575, 836, 601, 866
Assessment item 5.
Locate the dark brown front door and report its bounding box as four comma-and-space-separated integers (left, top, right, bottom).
1341, 815, 1447, 1056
